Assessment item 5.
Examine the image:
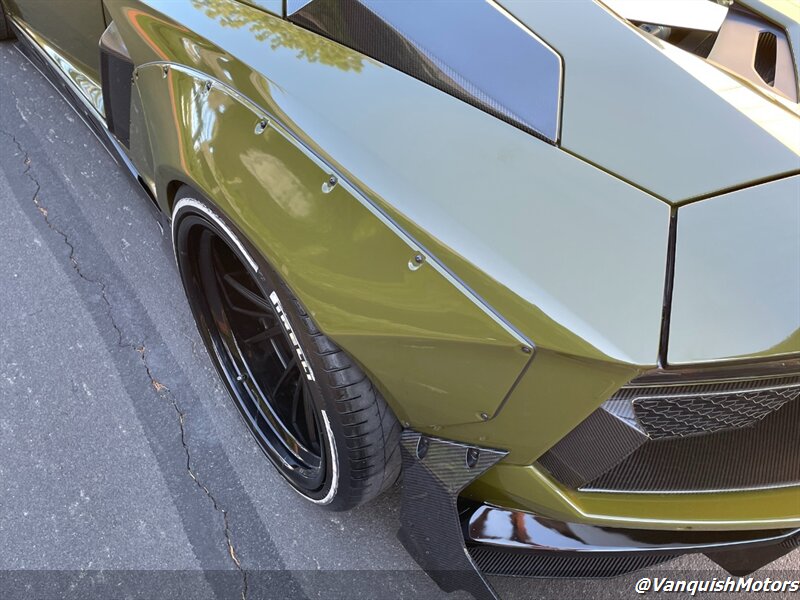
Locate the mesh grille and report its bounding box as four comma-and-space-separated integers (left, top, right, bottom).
633, 382, 799, 439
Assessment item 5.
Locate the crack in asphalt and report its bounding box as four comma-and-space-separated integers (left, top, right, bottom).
1, 127, 248, 600
0, 129, 126, 347
138, 345, 249, 600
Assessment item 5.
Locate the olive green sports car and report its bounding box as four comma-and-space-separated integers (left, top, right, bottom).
1, 0, 798, 597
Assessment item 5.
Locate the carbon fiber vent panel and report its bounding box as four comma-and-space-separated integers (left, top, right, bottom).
536, 405, 647, 489
755, 31, 778, 86
287, 0, 563, 142
539, 365, 800, 493
586, 398, 800, 493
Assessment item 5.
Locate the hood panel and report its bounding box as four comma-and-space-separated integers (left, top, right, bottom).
500, 0, 800, 202
669, 175, 800, 365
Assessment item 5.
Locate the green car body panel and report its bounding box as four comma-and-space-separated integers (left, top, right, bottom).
2, 0, 799, 546
669, 175, 800, 365
504, 0, 799, 202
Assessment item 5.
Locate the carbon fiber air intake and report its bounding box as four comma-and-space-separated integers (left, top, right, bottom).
538, 360, 800, 493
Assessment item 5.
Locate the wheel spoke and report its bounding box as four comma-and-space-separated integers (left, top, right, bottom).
290, 378, 302, 429
194, 232, 325, 482
222, 273, 273, 312
302, 383, 320, 451
244, 324, 283, 345
271, 357, 298, 397
215, 271, 272, 319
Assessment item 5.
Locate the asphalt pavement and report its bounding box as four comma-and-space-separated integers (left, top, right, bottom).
0, 38, 797, 600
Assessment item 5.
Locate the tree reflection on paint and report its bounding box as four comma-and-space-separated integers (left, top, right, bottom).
191, 0, 365, 72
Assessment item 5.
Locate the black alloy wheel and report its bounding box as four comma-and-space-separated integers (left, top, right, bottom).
177, 214, 330, 497
172, 189, 401, 510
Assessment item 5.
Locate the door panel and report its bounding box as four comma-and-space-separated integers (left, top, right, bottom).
5, 0, 107, 81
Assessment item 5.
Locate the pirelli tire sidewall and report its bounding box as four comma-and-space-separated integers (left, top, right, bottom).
171, 191, 343, 506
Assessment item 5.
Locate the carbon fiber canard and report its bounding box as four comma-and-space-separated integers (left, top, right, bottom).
397, 431, 507, 600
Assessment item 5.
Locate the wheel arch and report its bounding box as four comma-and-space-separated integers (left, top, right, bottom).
128, 58, 532, 432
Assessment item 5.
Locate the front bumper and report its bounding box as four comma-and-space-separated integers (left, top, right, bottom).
398, 431, 800, 600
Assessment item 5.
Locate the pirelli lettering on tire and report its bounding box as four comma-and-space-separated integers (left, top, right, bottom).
269, 291, 316, 382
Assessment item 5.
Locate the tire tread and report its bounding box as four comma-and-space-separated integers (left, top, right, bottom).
289, 294, 401, 508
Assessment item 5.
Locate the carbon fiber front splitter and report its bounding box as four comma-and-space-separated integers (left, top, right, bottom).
397, 430, 800, 600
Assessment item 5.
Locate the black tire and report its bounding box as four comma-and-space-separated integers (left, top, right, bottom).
172, 187, 401, 510
0, 6, 12, 41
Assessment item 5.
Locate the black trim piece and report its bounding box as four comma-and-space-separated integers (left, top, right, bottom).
100, 22, 134, 148
658, 207, 678, 368
539, 360, 800, 493
464, 504, 800, 578
100, 50, 134, 148
470, 547, 674, 578
707, 533, 800, 576
398, 431, 506, 600
99, 54, 133, 148
536, 406, 647, 489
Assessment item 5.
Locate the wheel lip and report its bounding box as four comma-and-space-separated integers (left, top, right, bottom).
172, 196, 340, 504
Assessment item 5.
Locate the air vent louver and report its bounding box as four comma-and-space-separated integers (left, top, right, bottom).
755, 31, 777, 86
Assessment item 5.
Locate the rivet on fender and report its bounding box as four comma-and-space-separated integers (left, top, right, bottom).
321, 175, 338, 194
162, 65, 169, 77
254, 119, 269, 135
408, 253, 425, 271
